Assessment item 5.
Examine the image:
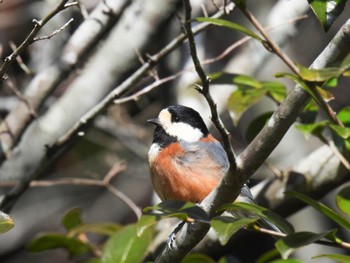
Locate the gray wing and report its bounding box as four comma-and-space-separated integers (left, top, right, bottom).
179, 140, 229, 176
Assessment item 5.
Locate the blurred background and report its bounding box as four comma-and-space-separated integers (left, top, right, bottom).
0, 0, 350, 262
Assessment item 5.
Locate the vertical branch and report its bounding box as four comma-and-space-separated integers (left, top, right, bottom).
183, 0, 236, 167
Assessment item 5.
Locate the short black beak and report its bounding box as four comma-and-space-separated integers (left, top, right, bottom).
147, 118, 161, 126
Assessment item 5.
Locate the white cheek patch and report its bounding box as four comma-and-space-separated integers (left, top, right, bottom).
165, 122, 203, 142
148, 143, 161, 163
157, 108, 204, 142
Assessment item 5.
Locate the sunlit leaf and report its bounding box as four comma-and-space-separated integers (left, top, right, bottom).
340, 53, 350, 68
228, 86, 266, 125
275, 231, 332, 259
308, 0, 347, 32
297, 64, 340, 82
294, 121, 328, 140
68, 223, 121, 237
324, 77, 338, 87
196, 17, 263, 42
211, 216, 257, 245
336, 186, 350, 217
329, 124, 350, 139
312, 254, 350, 263
181, 253, 216, 263
102, 224, 151, 263
0, 211, 14, 234
276, 72, 334, 104
218, 202, 294, 234
62, 208, 83, 231
337, 107, 350, 124
27, 233, 92, 256
233, 75, 262, 88
286, 191, 350, 230
208, 72, 239, 85
263, 81, 287, 102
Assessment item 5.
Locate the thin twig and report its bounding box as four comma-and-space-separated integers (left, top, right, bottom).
0, 0, 75, 79
0, 162, 142, 219
51, 5, 233, 151
202, 15, 307, 65
183, 0, 236, 166
3, 76, 37, 117
252, 225, 350, 250
33, 18, 74, 42
9, 42, 34, 76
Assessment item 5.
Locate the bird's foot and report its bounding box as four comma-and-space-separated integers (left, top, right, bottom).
167, 221, 185, 250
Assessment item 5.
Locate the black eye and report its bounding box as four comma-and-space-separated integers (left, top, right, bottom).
172, 115, 180, 122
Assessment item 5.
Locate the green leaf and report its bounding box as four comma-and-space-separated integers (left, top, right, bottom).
62, 207, 83, 231
196, 17, 263, 42
308, 0, 348, 32
27, 233, 92, 256
336, 186, 350, 217
294, 121, 328, 140
102, 224, 152, 263
297, 64, 341, 82
263, 81, 287, 102
0, 211, 14, 234
329, 124, 350, 139
228, 86, 266, 125
69, 223, 122, 237
275, 231, 332, 259
211, 216, 258, 245
340, 53, 350, 71
256, 248, 280, 263
137, 201, 208, 236
209, 72, 239, 85
276, 72, 333, 104
286, 191, 350, 230
233, 75, 262, 88
312, 254, 350, 263
180, 253, 216, 263
337, 107, 350, 124
218, 202, 294, 234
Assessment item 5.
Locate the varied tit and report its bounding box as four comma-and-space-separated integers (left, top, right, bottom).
147, 104, 254, 205
148, 105, 280, 233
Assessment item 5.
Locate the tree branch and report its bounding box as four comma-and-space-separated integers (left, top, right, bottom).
0, 0, 75, 79
0, 1, 233, 213
155, 13, 350, 263
0, 0, 131, 160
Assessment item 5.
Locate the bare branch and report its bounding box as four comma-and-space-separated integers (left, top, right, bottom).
0, 0, 74, 79
0, 162, 142, 219
33, 18, 74, 42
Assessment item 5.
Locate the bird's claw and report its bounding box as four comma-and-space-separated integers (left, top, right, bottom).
167, 231, 177, 250
167, 221, 186, 250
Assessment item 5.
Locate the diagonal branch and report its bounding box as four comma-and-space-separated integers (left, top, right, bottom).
155, 9, 350, 263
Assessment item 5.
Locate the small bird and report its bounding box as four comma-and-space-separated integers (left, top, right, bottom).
148, 105, 280, 233
148, 104, 252, 204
